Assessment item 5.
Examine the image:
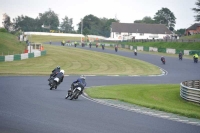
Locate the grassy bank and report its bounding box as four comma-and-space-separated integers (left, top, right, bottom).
30, 35, 82, 43
0, 44, 161, 75
118, 41, 200, 50
85, 84, 200, 119
0, 32, 26, 55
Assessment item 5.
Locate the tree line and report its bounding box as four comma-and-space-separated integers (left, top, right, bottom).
2, 0, 200, 37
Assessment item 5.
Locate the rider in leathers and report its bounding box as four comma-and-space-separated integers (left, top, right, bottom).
71, 75, 86, 94
48, 66, 60, 80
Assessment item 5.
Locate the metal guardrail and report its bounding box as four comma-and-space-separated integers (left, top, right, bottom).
180, 80, 200, 103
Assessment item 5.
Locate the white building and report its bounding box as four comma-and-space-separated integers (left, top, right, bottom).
110, 22, 173, 40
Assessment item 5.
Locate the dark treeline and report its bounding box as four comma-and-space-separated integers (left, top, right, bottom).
3, 9, 118, 37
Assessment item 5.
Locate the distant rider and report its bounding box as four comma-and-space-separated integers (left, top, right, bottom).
179, 52, 183, 60
161, 56, 165, 62
193, 53, 199, 63
48, 66, 60, 80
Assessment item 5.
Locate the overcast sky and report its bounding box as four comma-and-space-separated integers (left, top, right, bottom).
0, 0, 198, 30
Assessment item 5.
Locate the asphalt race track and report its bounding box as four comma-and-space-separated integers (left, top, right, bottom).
0, 43, 200, 133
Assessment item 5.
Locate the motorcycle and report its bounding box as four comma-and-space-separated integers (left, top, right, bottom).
102, 45, 105, 50
96, 44, 98, 48
61, 42, 65, 46
49, 77, 59, 90
65, 83, 83, 100
89, 44, 92, 48
134, 52, 137, 56
179, 55, 182, 60
115, 47, 118, 52
161, 58, 166, 64
194, 57, 198, 63
74, 44, 77, 47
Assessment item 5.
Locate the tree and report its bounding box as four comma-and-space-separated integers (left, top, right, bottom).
192, 0, 200, 21
175, 29, 186, 36
2, 13, 14, 32
77, 14, 119, 37
134, 16, 155, 24
60, 16, 74, 33
101, 18, 119, 37
154, 8, 176, 31
13, 15, 38, 32
38, 9, 59, 31
77, 14, 102, 35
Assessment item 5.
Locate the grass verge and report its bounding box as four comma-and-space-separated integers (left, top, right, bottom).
85, 84, 200, 119
0, 44, 161, 75
0, 32, 26, 55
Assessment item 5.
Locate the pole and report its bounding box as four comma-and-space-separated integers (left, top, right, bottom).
81, 18, 83, 44
29, 33, 31, 53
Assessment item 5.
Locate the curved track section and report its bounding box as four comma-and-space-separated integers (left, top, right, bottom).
0, 43, 200, 133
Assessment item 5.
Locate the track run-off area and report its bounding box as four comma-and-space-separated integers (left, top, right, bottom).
0, 43, 200, 133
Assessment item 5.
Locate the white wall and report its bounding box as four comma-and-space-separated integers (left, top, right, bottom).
111, 32, 170, 40
24, 32, 107, 40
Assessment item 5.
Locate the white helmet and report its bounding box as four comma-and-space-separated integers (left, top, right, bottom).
80, 75, 86, 79
60, 70, 65, 74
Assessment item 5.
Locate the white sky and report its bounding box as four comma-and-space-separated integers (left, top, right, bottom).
0, 0, 198, 30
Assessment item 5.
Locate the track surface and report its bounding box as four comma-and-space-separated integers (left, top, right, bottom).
0, 43, 200, 133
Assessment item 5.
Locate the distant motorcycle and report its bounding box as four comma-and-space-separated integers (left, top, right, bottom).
61, 42, 65, 46
161, 58, 166, 64
49, 77, 59, 90
89, 43, 92, 48
194, 57, 198, 63
74, 44, 77, 47
102, 45, 105, 50
115, 47, 118, 52
96, 44, 98, 48
179, 54, 182, 60
134, 52, 137, 56
65, 83, 83, 100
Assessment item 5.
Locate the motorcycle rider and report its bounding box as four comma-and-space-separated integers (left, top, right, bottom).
179, 52, 183, 60
115, 45, 118, 52
161, 56, 165, 63
134, 48, 137, 55
193, 53, 199, 63
48, 66, 60, 80
89, 42, 92, 48
101, 44, 105, 50
54, 70, 65, 87
70, 75, 86, 94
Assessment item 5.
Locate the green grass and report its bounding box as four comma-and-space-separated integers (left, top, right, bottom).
0, 44, 161, 75
180, 34, 200, 39
118, 42, 200, 50
0, 32, 26, 55
30, 35, 82, 43
85, 84, 200, 119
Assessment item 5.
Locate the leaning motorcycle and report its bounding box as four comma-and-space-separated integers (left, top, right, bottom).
134, 52, 137, 56
49, 77, 59, 90
115, 47, 118, 52
194, 57, 198, 63
102, 45, 105, 50
161, 58, 166, 64
65, 83, 83, 100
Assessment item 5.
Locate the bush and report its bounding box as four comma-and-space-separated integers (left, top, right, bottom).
0, 28, 7, 32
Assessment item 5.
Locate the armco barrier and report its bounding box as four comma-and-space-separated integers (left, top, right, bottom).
180, 80, 200, 103
0, 50, 46, 62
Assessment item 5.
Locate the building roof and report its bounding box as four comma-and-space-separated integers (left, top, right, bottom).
187, 23, 200, 30
111, 22, 172, 34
